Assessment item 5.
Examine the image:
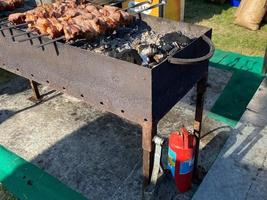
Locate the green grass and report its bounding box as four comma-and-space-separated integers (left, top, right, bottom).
185, 0, 267, 56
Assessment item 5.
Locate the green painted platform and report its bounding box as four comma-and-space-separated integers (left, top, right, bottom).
0, 145, 87, 200
209, 49, 265, 127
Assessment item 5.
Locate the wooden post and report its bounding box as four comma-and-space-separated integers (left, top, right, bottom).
180, 0, 185, 21
193, 74, 208, 176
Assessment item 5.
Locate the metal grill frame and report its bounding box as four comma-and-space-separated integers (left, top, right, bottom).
0, 10, 212, 191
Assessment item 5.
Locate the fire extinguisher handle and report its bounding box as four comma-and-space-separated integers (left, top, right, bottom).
168, 35, 215, 65
181, 127, 189, 149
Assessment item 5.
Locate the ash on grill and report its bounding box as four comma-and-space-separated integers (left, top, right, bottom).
72, 20, 193, 68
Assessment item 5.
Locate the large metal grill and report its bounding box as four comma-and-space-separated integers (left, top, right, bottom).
0, 0, 214, 193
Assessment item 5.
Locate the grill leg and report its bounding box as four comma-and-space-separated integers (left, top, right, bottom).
193, 74, 207, 178
142, 121, 158, 188
29, 80, 42, 102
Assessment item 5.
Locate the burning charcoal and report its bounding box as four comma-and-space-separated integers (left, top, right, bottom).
104, 44, 111, 49
90, 38, 100, 48
87, 45, 94, 50
116, 27, 133, 38
132, 38, 141, 49
153, 54, 165, 63
160, 43, 173, 52
69, 20, 190, 67
99, 46, 105, 51
109, 49, 143, 65
172, 42, 182, 49
138, 44, 158, 57
160, 31, 192, 49
116, 43, 131, 53
139, 31, 161, 45
94, 48, 104, 54
140, 54, 150, 66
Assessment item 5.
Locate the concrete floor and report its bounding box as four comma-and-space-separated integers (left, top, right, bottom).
193, 79, 267, 200
0, 67, 232, 199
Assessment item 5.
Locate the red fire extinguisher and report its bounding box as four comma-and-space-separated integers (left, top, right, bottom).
167, 127, 196, 192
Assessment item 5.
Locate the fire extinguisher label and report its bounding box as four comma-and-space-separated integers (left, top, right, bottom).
167, 148, 176, 177
180, 158, 194, 175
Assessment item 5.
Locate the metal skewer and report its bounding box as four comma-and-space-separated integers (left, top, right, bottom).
0, 23, 28, 31
99, 0, 113, 6
122, 1, 150, 11
135, 1, 166, 14
109, 2, 120, 6
0, 21, 9, 26
109, 0, 124, 6
92, 0, 113, 6
35, 35, 65, 48
17, 33, 47, 42
7, 30, 34, 38
0, 17, 8, 22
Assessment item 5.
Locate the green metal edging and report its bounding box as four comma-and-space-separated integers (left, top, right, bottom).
0, 145, 87, 200
210, 49, 264, 75
208, 112, 237, 127
208, 49, 265, 127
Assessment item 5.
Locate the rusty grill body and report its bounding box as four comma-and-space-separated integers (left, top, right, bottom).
0, 1, 212, 191
0, 17, 211, 123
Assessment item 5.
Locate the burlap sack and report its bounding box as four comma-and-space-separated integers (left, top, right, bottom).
234, 0, 267, 30
235, 0, 245, 17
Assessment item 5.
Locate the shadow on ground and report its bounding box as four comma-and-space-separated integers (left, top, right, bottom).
0, 67, 237, 199
0, 90, 61, 124
1, 113, 263, 200
0, 111, 235, 200
1, 113, 143, 200
31, 113, 143, 200
0, 70, 30, 95
192, 123, 267, 200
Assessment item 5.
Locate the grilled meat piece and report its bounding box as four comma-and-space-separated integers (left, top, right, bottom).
47, 17, 64, 37
61, 18, 81, 40
103, 5, 119, 13
0, 0, 24, 11
8, 12, 26, 24
118, 10, 134, 24
7, 0, 134, 40
31, 18, 50, 35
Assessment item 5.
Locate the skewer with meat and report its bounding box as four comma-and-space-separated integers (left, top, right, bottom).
7, 1, 134, 40
8, 2, 133, 26
100, 5, 134, 25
